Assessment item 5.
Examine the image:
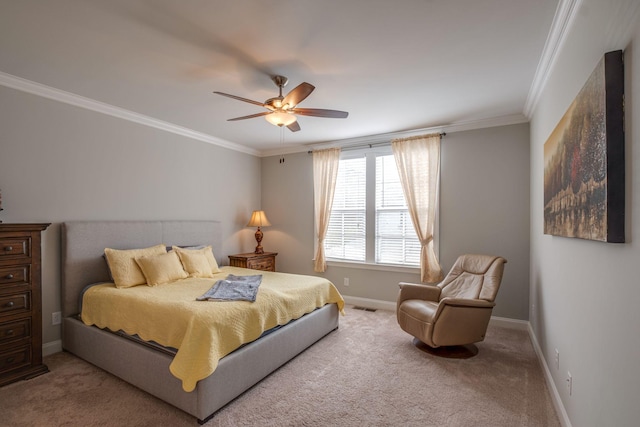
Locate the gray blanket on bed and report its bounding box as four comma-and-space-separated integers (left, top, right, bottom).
196, 274, 262, 302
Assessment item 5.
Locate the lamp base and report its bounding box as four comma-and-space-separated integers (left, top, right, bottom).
254, 227, 264, 254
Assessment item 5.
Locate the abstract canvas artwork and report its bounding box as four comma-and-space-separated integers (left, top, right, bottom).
543, 50, 625, 242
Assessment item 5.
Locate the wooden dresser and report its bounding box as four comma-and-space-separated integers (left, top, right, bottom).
0, 223, 50, 387
228, 252, 277, 272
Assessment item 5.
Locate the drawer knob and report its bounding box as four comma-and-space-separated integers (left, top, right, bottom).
4, 246, 13, 252
5, 329, 14, 336
5, 274, 14, 280
4, 301, 14, 308
6, 357, 15, 364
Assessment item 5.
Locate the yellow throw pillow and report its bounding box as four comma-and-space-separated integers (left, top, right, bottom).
104, 244, 167, 288
135, 251, 188, 286
173, 245, 221, 278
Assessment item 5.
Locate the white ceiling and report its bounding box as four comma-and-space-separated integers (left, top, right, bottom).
0, 0, 559, 155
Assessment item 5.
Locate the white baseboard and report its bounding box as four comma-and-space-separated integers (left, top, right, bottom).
343, 295, 396, 312
43, 340, 62, 356
528, 324, 572, 427
343, 295, 529, 331
489, 315, 529, 330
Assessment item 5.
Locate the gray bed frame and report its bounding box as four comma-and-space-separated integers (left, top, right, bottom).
60, 221, 339, 423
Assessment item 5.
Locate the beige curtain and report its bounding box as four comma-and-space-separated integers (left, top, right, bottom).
313, 147, 341, 272
392, 134, 444, 283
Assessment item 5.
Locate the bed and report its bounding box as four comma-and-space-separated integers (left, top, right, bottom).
60, 220, 342, 423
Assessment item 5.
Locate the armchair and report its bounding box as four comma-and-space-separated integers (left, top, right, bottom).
396, 254, 507, 355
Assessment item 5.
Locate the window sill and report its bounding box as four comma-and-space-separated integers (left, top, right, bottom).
325, 259, 420, 274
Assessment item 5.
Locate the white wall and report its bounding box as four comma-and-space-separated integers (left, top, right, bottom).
0, 85, 261, 346
529, 1, 640, 425
261, 123, 531, 319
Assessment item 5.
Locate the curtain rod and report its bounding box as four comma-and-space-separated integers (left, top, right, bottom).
307, 132, 446, 154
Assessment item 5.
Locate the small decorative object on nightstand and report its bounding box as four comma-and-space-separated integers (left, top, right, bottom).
0, 223, 50, 387
228, 252, 278, 272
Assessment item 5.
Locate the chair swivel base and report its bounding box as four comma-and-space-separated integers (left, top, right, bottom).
412, 338, 479, 359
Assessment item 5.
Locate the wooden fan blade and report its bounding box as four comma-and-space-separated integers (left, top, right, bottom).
282, 82, 315, 108
287, 121, 301, 132
227, 111, 271, 121
291, 108, 349, 118
213, 91, 265, 107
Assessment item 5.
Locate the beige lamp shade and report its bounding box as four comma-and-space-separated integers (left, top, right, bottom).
247, 210, 272, 227
247, 210, 271, 254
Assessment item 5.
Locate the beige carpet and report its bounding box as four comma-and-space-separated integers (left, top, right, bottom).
1, 306, 560, 426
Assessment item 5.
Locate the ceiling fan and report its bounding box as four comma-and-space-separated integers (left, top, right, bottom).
214, 75, 348, 132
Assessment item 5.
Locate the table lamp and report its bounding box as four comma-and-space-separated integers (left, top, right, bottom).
247, 210, 271, 254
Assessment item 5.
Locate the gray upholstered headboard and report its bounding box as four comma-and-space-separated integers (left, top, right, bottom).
61, 220, 222, 318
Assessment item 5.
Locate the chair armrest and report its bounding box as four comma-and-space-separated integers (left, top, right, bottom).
439, 297, 495, 309
429, 298, 496, 347
398, 282, 441, 304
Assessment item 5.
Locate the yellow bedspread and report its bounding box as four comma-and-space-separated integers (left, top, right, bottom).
81, 266, 344, 392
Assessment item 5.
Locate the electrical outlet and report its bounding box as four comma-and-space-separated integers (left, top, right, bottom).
343, 278, 350, 287
566, 371, 572, 396
555, 349, 560, 370
52, 311, 62, 325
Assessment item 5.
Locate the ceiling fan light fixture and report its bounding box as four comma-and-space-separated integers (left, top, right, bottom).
265, 111, 297, 127
215, 75, 348, 133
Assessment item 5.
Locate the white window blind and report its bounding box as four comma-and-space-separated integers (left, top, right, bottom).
325, 157, 366, 261
375, 155, 421, 265
325, 151, 420, 267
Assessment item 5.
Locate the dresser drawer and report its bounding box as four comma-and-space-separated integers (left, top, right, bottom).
0, 345, 31, 374
0, 265, 30, 289
247, 257, 274, 271
229, 252, 277, 272
0, 237, 30, 260
0, 318, 30, 345
0, 293, 30, 317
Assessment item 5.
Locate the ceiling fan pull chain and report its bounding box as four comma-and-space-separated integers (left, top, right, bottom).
279, 126, 285, 164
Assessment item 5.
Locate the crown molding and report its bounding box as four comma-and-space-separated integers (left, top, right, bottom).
0, 71, 260, 157
261, 113, 528, 157
1, 68, 534, 159
523, 0, 582, 118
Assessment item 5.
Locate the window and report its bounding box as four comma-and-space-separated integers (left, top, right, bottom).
324, 148, 421, 267
325, 156, 366, 261
375, 155, 421, 265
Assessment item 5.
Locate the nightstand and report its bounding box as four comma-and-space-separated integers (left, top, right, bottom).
228, 252, 277, 272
